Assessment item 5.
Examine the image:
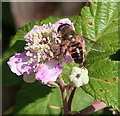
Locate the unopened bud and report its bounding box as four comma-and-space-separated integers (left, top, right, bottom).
68, 67, 89, 87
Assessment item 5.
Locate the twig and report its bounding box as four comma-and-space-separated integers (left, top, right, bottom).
49, 106, 63, 109
47, 81, 60, 87
58, 75, 69, 114
68, 87, 76, 112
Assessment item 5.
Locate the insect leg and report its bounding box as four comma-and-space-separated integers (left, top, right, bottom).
59, 44, 65, 56
64, 49, 67, 55
82, 54, 86, 67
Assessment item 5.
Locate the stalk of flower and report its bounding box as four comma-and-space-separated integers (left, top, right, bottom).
67, 66, 89, 112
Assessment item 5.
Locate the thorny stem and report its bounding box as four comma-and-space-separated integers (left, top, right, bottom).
58, 75, 69, 114
68, 87, 76, 112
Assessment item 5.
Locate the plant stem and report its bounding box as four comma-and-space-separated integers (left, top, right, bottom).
68, 87, 76, 112
58, 75, 69, 114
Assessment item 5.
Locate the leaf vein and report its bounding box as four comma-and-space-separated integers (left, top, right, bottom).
90, 77, 117, 86
86, 19, 118, 56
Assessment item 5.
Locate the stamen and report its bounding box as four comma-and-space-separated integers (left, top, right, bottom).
24, 23, 59, 68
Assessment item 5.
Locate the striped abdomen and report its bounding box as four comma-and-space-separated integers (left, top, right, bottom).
70, 42, 84, 64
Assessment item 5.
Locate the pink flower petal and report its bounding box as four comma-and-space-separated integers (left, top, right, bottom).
54, 18, 75, 30
92, 99, 107, 112
7, 54, 22, 76
35, 59, 63, 83
64, 52, 73, 64
7, 51, 34, 75
79, 37, 85, 48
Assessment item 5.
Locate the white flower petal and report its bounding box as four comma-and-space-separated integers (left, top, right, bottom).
68, 67, 89, 87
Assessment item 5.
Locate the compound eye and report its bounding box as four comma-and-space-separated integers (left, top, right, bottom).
57, 23, 63, 33
57, 23, 71, 33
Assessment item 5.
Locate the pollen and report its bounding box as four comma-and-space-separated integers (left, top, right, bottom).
24, 23, 59, 68
49, 51, 53, 57
26, 51, 33, 57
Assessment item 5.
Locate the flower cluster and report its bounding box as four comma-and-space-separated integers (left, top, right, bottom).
7, 18, 86, 84
24, 24, 57, 66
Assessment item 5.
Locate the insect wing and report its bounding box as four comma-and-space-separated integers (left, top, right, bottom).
80, 36, 105, 52
90, 42, 105, 52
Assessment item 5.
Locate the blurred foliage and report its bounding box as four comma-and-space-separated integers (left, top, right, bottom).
2, 2, 16, 53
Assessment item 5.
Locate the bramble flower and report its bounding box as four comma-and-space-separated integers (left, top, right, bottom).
7, 18, 85, 83
68, 67, 89, 87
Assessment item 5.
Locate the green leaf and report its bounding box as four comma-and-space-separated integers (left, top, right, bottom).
13, 81, 63, 114
75, 2, 119, 111
70, 87, 94, 111
12, 81, 93, 114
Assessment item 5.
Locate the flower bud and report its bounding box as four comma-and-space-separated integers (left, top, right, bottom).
68, 67, 89, 87
23, 72, 36, 83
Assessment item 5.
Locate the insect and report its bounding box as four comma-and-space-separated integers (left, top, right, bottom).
57, 23, 105, 65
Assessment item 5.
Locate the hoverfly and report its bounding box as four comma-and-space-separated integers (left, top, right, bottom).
57, 23, 105, 66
